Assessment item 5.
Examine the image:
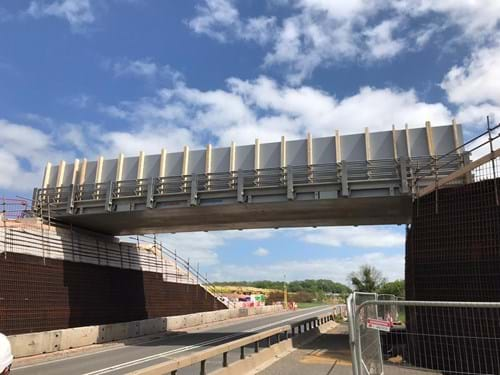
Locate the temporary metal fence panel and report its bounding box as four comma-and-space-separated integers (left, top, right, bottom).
350, 299, 500, 375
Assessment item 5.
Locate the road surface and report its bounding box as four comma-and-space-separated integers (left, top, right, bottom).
12, 305, 332, 375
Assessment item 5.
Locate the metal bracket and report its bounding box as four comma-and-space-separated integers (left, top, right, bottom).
66, 184, 76, 214
400, 158, 409, 194
105, 181, 113, 212
146, 178, 155, 209
341, 161, 349, 197
287, 165, 294, 200
190, 174, 198, 206
237, 170, 245, 203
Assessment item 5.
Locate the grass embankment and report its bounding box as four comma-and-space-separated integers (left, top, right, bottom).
296, 302, 328, 309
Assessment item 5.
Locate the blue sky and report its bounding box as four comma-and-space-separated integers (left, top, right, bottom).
1, 0, 499, 283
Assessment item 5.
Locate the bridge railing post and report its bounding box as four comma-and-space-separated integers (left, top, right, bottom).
287, 165, 294, 200
190, 174, 198, 206
341, 160, 349, 197
237, 169, 244, 203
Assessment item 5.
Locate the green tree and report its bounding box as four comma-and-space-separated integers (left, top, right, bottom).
349, 265, 386, 292
378, 279, 405, 297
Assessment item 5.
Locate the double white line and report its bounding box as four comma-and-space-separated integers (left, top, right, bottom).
82, 306, 332, 375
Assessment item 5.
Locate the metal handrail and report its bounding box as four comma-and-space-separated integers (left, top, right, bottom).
412, 122, 500, 187
130, 312, 336, 375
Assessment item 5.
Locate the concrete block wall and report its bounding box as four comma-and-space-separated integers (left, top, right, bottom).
8, 305, 283, 358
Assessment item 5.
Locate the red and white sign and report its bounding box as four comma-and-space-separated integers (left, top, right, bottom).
366, 318, 392, 332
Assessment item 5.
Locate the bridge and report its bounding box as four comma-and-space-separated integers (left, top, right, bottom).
34, 122, 466, 234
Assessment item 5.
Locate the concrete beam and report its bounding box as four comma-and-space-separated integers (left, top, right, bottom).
116, 153, 124, 181
79, 159, 87, 185
426, 121, 435, 156
281, 136, 286, 169
95, 156, 104, 184
392, 125, 398, 160
56, 160, 66, 188
364, 127, 371, 161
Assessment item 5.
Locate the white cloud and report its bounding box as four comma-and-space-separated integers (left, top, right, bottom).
442, 42, 500, 107
253, 247, 269, 256
188, 0, 276, 44
27, 0, 95, 30
156, 229, 275, 266
211, 252, 404, 282
188, 0, 500, 83
300, 226, 405, 248
102, 75, 452, 148
0, 119, 75, 190
106, 58, 183, 84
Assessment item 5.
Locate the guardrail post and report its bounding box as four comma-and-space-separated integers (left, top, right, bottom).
237, 169, 245, 203
254, 341, 259, 353
222, 352, 228, 367
200, 359, 206, 375
240, 346, 245, 359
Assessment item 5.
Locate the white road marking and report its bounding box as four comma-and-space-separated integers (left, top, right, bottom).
81, 306, 332, 375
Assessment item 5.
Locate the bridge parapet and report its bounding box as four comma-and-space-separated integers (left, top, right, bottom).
33, 123, 466, 234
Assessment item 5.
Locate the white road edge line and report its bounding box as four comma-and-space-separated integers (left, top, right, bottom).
81, 306, 332, 375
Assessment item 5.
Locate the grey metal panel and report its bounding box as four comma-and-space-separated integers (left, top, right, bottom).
166, 152, 183, 176
235, 145, 254, 170
101, 159, 117, 183
371, 131, 394, 160
188, 150, 205, 174
342, 133, 366, 161
143, 155, 160, 178
433, 126, 455, 155
84, 161, 97, 184
260, 142, 280, 168
286, 139, 307, 166
312, 136, 335, 164
122, 157, 138, 181
409, 128, 428, 157
211, 147, 230, 173
395, 130, 409, 158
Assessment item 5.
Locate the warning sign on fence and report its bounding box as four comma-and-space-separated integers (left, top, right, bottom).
366, 318, 392, 332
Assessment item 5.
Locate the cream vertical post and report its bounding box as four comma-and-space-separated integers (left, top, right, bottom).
77, 158, 87, 200
254, 138, 260, 186
115, 153, 124, 196
55, 160, 66, 202
182, 146, 190, 192
95, 156, 104, 198
365, 127, 371, 179
364, 127, 371, 161
137, 151, 145, 194
281, 136, 287, 186
307, 132, 313, 181
42, 162, 52, 189
452, 119, 461, 153
71, 159, 80, 186
159, 148, 167, 194
425, 121, 435, 157
229, 141, 236, 189
335, 130, 342, 162
405, 124, 412, 158
392, 125, 398, 160
205, 144, 212, 190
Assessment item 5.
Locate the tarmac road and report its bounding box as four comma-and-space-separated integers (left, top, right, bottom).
12, 305, 332, 375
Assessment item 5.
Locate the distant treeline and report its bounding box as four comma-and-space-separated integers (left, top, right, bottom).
214, 279, 352, 295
